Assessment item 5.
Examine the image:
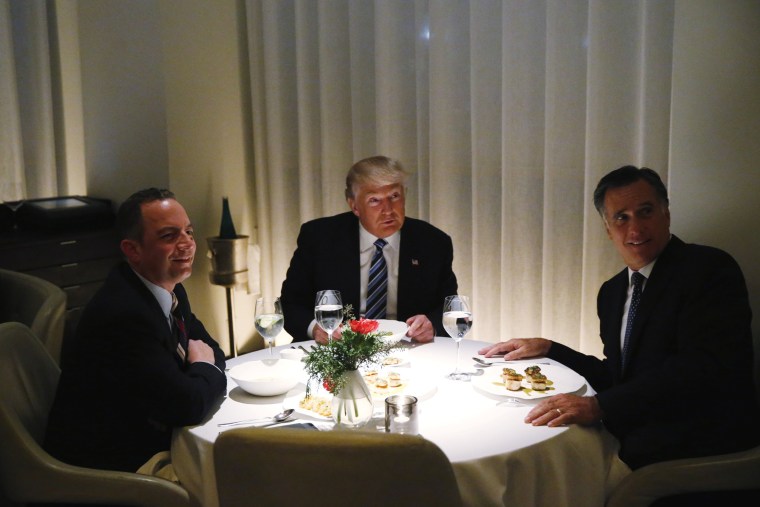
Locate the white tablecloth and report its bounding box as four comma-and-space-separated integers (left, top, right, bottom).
172, 337, 627, 507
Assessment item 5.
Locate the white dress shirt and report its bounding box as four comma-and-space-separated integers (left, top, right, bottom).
358, 223, 400, 319
619, 261, 655, 351
307, 224, 402, 338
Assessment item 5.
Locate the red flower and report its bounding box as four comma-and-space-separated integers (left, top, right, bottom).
349, 318, 379, 335
322, 378, 335, 393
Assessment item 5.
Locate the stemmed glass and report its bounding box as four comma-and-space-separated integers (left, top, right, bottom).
315, 290, 343, 343
443, 295, 473, 381
254, 297, 284, 357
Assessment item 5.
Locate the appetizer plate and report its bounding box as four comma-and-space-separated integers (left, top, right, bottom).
363, 369, 437, 402
471, 363, 585, 400
376, 350, 410, 368
375, 319, 408, 344
282, 371, 438, 421
283, 384, 332, 421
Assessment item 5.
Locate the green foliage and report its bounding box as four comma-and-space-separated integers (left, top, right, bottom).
304, 310, 399, 395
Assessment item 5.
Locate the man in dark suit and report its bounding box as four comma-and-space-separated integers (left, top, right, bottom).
44, 189, 226, 475
281, 155, 458, 344
480, 166, 759, 470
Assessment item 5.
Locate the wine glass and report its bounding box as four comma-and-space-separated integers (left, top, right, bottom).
442, 295, 473, 381
255, 297, 284, 357
315, 290, 343, 342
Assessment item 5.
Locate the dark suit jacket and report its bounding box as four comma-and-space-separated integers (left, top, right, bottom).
44, 262, 227, 472
549, 236, 760, 469
281, 212, 458, 341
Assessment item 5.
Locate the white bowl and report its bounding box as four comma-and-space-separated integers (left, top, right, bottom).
228, 359, 302, 397
279, 348, 305, 361
375, 319, 408, 344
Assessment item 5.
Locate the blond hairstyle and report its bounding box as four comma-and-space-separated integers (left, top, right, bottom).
344, 156, 409, 200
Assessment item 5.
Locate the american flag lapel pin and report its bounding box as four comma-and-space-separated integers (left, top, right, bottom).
411, 259, 419, 266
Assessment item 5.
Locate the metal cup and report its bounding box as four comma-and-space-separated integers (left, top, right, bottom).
384, 395, 418, 435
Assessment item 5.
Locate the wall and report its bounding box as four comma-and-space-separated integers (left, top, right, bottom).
78, 0, 169, 201
73, 0, 260, 355
669, 0, 760, 345
157, 0, 260, 354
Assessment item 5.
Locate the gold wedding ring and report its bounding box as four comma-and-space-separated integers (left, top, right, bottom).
556, 408, 562, 415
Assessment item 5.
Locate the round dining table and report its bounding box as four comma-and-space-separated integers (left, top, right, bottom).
171, 336, 627, 507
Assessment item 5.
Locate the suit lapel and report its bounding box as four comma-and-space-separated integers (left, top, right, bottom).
605, 271, 628, 382
621, 237, 683, 376
120, 263, 178, 355
397, 222, 421, 317
332, 214, 361, 312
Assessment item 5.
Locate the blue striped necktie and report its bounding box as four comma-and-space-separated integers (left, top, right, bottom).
621, 271, 645, 372
365, 239, 388, 319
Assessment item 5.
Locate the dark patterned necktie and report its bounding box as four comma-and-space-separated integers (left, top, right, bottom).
621, 271, 645, 371
171, 292, 188, 362
365, 239, 388, 319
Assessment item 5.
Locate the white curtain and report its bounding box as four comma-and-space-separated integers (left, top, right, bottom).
0, 0, 58, 202
246, 0, 674, 356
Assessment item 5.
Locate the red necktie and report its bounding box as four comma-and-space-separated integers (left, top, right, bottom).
171, 292, 188, 362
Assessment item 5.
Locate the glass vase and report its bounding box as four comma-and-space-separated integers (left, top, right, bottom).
331, 369, 374, 428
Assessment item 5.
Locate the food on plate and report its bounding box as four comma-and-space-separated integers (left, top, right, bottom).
299, 395, 332, 417
503, 370, 524, 392
530, 373, 547, 391
375, 378, 388, 389
383, 356, 402, 366
388, 372, 402, 387
500, 368, 516, 382
524, 365, 541, 381
363, 370, 379, 384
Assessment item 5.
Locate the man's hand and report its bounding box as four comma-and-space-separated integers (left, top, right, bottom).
477, 337, 552, 360
313, 326, 342, 345
187, 339, 216, 364
524, 394, 604, 427
405, 315, 434, 343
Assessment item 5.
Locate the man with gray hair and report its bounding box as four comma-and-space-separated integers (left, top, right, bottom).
281, 155, 458, 343
480, 165, 760, 473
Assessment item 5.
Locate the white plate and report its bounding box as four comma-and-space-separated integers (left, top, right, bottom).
374, 319, 408, 344
282, 384, 332, 421
376, 350, 410, 367
362, 369, 436, 402
471, 363, 586, 399
282, 371, 437, 421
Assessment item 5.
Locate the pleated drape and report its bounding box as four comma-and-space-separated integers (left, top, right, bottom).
0, 0, 58, 201
246, 0, 674, 355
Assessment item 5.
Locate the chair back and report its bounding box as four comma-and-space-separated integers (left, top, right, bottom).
214, 426, 464, 507
0, 322, 190, 507
0, 268, 66, 364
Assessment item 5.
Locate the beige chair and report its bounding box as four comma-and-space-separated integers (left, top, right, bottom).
606, 445, 760, 507
0, 268, 66, 364
214, 426, 464, 507
0, 322, 192, 507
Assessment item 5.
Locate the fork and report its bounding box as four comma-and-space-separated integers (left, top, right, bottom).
472, 357, 551, 366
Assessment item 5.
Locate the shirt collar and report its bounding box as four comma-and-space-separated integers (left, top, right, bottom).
359, 222, 400, 252
132, 268, 174, 318
628, 260, 656, 284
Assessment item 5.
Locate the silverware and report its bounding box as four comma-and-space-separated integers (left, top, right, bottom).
217, 408, 295, 427
298, 345, 310, 354
473, 357, 551, 366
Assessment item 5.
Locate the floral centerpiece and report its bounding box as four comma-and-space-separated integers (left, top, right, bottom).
303, 307, 399, 427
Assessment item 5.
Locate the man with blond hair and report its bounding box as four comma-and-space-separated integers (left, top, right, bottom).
281, 155, 458, 343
